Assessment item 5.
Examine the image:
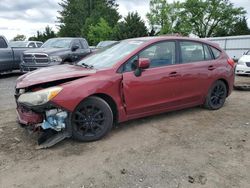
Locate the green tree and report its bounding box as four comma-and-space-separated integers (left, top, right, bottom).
147, 0, 247, 38
229, 17, 250, 36
28, 26, 56, 42
183, 0, 246, 37
57, 0, 120, 37
115, 12, 148, 40
147, 0, 191, 36
87, 18, 113, 45
57, 0, 89, 37
81, 0, 120, 36
12, 34, 26, 41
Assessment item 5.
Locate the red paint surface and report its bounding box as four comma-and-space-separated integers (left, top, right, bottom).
16, 106, 43, 125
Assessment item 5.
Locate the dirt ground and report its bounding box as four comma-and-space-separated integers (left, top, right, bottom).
0, 73, 250, 188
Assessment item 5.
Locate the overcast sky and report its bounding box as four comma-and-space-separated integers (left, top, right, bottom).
0, 0, 250, 40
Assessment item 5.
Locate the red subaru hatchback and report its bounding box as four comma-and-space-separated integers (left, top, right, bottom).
15, 36, 235, 147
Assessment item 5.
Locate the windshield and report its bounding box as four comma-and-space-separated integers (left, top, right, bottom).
9, 41, 28, 47
78, 40, 145, 69
41, 38, 72, 48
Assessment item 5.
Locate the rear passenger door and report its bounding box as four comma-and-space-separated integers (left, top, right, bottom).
0, 37, 13, 72
177, 40, 215, 104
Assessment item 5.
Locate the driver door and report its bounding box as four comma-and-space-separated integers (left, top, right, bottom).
122, 41, 181, 117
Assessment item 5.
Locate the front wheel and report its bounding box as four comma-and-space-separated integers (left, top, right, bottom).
71, 96, 113, 142
204, 80, 227, 110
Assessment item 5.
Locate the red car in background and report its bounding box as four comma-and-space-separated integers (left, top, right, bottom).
15, 36, 235, 148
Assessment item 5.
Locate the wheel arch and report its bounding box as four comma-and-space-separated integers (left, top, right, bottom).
218, 78, 229, 96
89, 93, 118, 124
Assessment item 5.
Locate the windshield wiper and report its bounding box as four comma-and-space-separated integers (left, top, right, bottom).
81, 63, 94, 69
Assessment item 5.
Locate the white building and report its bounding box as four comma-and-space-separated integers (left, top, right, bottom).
205, 35, 250, 59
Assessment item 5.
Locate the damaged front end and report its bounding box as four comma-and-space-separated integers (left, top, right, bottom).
15, 86, 72, 149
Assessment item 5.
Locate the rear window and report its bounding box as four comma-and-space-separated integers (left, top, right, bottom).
211, 47, 221, 59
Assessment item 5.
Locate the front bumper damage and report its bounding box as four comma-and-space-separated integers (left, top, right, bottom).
16, 103, 72, 149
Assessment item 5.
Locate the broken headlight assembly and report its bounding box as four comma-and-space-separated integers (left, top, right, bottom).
18, 86, 62, 106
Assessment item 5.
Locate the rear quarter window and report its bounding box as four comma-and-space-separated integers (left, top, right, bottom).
0, 37, 7, 48
211, 47, 221, 59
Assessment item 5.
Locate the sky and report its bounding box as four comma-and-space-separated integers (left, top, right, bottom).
0, 0, 250, 40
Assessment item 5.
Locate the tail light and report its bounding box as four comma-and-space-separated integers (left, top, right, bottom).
227, 58, 235, 68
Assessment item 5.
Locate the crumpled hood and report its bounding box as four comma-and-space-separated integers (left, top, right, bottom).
23, 47, 69, 55
16, 64, 96, 88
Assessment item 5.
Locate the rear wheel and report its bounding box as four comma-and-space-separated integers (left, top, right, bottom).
204, 80, 227, 110
71, 96, 113, 141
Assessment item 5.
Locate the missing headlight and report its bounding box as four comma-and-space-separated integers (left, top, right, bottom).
41, 109, 68, 131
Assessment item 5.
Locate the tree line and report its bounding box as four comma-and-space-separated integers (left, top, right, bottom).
13, 0, 250, 45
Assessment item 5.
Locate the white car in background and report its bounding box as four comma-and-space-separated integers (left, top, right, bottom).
9, 41, 43, 48
235, 50, 250, 75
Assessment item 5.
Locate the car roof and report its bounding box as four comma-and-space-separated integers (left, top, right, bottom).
125, 36, 221, 50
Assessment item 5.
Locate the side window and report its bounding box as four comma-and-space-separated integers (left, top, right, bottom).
140, 41, 176, 68
0, 37, 7, 48
123, 41, 176, 72
180, 41, 205, 63
72, 40, 82, 49
28, 42, 36, 48
204, 45, 213, 60
124, 55, 138, 72
211, 47, 221, 59
36, 42, 43, 48
81, 40, 88, 49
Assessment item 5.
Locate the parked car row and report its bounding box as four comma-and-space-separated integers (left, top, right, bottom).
0, 35, 120, 74
20, 37, 91, 72
0, 36, 92, 74
9, 41, 43, 48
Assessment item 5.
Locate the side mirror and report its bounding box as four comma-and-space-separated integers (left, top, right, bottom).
134, 58, 150, 77
138, 58, 150, 69
71, 45, 79, 51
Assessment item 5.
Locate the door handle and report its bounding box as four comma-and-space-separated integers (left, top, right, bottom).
208, 65, 215, 71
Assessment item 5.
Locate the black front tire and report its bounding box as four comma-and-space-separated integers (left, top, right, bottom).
71, 96, 113, 142
204, 80, 227, 110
